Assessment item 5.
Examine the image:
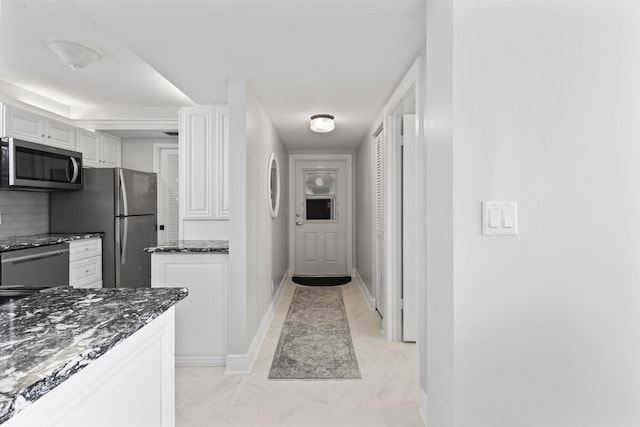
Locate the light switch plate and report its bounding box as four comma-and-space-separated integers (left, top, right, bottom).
482, 201, 518, 236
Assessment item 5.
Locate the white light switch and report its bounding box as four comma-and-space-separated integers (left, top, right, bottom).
503, 210, 514, 228
482, 201, 518, 236
488, 208, 501, 228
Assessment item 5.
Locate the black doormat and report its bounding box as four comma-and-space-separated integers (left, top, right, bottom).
292, 276, 352, 286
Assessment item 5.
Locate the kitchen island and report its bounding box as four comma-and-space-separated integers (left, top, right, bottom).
0, 287, 187, 426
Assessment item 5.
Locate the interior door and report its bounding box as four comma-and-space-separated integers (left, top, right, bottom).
402, 114, 417, 341
374, 129, 385, 318
294, 160, 347, 276
155, 147, 179, 244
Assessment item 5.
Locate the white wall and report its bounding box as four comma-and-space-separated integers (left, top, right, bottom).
245, 88, 289, 344
423, 0, 454, 425
228, 80, 249, 354
121, 137, 177, 173
228, 80, 289, 355
424, 0, 640, 425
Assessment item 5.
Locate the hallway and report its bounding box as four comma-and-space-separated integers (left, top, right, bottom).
175, 279, 424, 427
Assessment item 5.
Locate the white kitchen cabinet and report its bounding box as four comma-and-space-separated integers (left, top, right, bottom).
76, 128, 100, 167
69, 238, 103, 289
76, 129, 122, 168
179, 105, 229, 221
1, 104, 76, 150
151, 253, 228, 366
100, 132, 122, 167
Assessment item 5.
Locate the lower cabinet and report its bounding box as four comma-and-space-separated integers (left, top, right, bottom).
151, 253, 228, 366
69, 238, 103, 289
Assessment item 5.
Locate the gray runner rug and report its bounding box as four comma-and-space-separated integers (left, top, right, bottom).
268, 286, 361, 380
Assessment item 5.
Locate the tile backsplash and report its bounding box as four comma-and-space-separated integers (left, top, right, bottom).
0, 190, 49, 238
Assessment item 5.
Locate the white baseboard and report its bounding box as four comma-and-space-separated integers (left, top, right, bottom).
353, 269, 376, 311
175, 355, 227, 367
224, 354, 249, 374
224, 269, 290, 375
419, 387, 428, 425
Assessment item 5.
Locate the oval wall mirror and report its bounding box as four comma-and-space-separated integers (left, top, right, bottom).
267, 152, 280, 218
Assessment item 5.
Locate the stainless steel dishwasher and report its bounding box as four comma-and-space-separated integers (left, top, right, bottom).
0, 243, 70, 300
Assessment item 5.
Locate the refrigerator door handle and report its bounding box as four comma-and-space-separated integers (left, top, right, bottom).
119, 168, 129, 217
120, 216, 128, 266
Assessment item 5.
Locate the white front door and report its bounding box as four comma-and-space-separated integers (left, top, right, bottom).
293, 160, 347, 276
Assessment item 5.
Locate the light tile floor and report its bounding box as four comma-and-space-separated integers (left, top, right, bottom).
175, 279, 424, 427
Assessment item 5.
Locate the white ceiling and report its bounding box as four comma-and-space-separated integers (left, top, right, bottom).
0, 0, 425, 150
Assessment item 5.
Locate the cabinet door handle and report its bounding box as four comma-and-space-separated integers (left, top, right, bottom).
6, 252, 65, 264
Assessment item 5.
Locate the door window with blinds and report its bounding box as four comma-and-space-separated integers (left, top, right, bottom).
304, 170, 337, 221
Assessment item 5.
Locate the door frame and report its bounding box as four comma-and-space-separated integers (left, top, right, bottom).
153, 143, 179, 243
288, 153, 353, 276
381, 58, 421, 341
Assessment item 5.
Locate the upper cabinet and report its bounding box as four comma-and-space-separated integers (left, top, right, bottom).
0, 103, 122, 169
76, 128, 100, 166
1, 104, 76, 150
179, 106, 229, 221
100, 132, 123, 167
77, 128, 122, 168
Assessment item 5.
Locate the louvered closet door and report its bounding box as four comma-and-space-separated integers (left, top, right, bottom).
375, 128, 385, 318
157, 147, 180, 244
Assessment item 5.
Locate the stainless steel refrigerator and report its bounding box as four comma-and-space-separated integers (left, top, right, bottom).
50, 168, 157, 288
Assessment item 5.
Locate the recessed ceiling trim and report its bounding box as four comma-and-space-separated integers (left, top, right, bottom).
74, 119, 178, 130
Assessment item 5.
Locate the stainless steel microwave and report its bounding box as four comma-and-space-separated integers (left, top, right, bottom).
0, 137, 83, 191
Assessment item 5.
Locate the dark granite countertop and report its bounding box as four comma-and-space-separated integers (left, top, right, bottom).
0, 233, 104, 253
0, 287, 188, 424
144, 240, 229, 254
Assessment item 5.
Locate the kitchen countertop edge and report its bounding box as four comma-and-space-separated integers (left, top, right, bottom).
144, 239, 229, 254
0, 233, 105, 253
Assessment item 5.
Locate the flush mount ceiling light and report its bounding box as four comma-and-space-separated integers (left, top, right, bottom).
47, 41, 101, 70
310, 114, 335, 133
